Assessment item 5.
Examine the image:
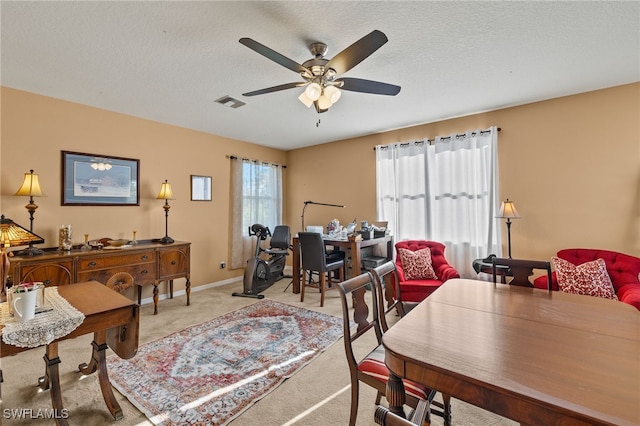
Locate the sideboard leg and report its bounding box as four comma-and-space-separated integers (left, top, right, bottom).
186, 277, 191, 306
153, 284, 159, 315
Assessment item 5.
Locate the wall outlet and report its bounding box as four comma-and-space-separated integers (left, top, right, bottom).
220, 261, 226, 269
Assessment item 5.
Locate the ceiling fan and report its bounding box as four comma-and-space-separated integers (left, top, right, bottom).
239, 30, 401, 113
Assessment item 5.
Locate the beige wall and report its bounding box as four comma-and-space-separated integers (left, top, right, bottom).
286, 83, 640, 261
2, 83, 639, 297
0, 87, 286, 298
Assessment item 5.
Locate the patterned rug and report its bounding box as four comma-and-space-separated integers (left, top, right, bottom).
107, 300, 343, 425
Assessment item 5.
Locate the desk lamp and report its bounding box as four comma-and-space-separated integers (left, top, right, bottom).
1, 215, 45, 301
496, 198, 520, 258
157, 180, 175, 244
14, 169, 46, 255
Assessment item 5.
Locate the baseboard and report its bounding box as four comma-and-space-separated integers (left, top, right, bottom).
138, 266, 294, 306
138, 275, 242, 306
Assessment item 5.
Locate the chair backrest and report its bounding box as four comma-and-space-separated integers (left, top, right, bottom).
298, 232, 328, 272
492, 257, 552, 288
269, 225, 291, 251
370, 261, 407, 332
337, 272, 383, 374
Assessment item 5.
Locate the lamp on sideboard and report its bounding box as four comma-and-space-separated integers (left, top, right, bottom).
1, 215, 45, 301
496, 198, 520, 259
14, 169, 46, 256
157, 179, 175, 244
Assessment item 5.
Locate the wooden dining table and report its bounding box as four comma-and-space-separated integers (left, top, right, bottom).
382, 278, 640, 426
1, 281, 139, 426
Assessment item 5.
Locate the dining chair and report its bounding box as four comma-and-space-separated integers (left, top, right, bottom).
337, 272, 436, 426
492, 257, 552, 288
369, 261, 414, 331
298, 232, 345, 307
374, 399, 429, 426
370, 261, 452, 425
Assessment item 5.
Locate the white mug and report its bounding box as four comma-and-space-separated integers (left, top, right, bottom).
12, 289, 37, 322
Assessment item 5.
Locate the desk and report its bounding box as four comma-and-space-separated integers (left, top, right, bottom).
1, 281, 139, 425
291, 235, 393, 293
382, 278, 640, 426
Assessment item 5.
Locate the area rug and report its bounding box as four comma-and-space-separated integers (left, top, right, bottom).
106, 299, 343, 425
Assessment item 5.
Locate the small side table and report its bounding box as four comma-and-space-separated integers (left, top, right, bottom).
472, 256, 510, 283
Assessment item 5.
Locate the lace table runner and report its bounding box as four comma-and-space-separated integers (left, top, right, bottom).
1, 287, 85, 348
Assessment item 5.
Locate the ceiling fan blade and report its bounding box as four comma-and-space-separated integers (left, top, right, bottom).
338, 78, 401, 96
242, 82, 306, 97
325, 30, 388, 75
240, 38, 311, 75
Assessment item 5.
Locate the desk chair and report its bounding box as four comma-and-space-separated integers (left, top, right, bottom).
337, 272, 435, 426
298, 232, 345, 307
492, 257, 552, 288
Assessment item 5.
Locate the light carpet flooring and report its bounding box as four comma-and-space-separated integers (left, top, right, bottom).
1, 277, 518, 425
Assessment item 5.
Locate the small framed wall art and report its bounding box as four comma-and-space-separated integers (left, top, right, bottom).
61, 151, 140, 206
190, 175, 212, 201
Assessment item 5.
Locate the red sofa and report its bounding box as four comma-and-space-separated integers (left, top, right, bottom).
533, 248, 640, 310
395, 240, 460, 302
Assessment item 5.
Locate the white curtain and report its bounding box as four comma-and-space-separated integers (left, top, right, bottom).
230, 159, 283, 269
376, 127, 501, 278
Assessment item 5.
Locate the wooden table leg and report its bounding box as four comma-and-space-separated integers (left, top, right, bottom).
39, 342, 69, 426
386, 370, 407, 419
293, 238, 301, 293
78, 330, 123, 421
169, 279, 174, 299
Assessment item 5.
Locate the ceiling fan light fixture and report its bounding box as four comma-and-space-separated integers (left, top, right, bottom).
317, 93, 333, 110
298, 91, 314, 108
305, 82, 322, 101
324, 85, 341, 104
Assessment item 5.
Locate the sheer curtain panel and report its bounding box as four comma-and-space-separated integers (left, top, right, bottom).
376, 127, 501, 278
230, 159, 283, 269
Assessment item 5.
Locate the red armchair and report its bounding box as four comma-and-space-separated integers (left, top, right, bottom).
395, 240, 460, 302
533, 248, 640, 310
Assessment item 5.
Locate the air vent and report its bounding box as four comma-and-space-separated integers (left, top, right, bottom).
215, 96, 246, 109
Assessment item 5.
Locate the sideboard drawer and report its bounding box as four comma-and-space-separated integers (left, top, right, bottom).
78, 251, 155, 270
15, 260, 74, 287
78, 264, 156, 287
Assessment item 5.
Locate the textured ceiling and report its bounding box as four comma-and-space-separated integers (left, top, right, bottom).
1, 1, 638, 150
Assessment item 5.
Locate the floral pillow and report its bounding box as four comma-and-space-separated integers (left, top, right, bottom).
552, 257, 618, 300
398, 247, 438, 280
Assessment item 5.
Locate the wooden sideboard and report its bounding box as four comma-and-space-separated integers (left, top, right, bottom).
7, 241, 190, 315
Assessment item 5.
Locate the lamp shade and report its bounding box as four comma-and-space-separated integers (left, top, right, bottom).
323, 85, 342, 104
497, 199, 520, 219
0, 215, 45, 247
304, 82, 322, 101
157, 180, 174, 200
14, 170, 45, 197
298, 91, 314, 108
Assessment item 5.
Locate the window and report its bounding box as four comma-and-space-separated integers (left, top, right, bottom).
230, 158, 282, 269
376, 127, 501, 277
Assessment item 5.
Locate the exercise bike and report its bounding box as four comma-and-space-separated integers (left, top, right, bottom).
232, 223, 291, 299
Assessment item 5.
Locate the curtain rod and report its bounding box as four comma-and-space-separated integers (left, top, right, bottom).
226, 155, 286, 168
373, 127, 501, 151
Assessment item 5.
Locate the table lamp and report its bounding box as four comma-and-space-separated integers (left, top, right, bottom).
14, 169, 46, 255
496, 198, 520, 258
1, 215, 45, 301
157, 180, 175, 244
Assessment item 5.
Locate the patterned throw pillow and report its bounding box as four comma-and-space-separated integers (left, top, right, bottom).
398, 247, 438, 280
552, 257, 618, 300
